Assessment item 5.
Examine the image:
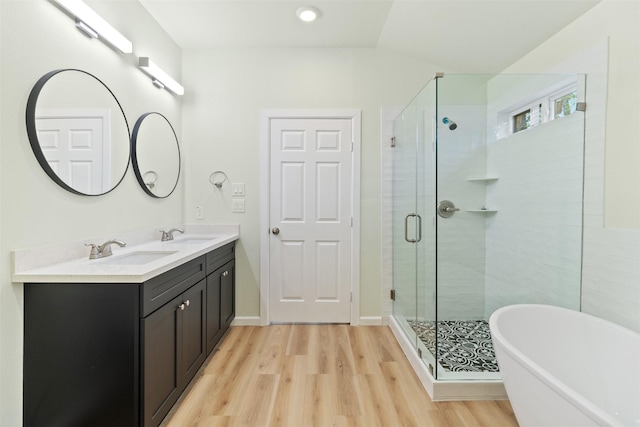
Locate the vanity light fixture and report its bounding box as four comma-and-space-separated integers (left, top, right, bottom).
75, 20, 98, 39
296, 6, 320, 22
138, 57, 185, 96
50, 0, 133, 53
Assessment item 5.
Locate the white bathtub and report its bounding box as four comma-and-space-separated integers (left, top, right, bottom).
490, 304, 640, 427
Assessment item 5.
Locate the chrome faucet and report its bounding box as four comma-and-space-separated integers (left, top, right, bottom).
160, 228, 184, 241
85, 239, 127, 259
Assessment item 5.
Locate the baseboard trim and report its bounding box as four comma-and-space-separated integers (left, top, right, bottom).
231, 316, 261, 326
359, 316, 383, 325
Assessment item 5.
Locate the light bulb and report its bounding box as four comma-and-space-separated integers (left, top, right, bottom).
296, 6, 319, 22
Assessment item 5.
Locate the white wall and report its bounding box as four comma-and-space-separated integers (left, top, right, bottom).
181, 47, 445, 319
502, 0, 640, 332
0, 1, 183, 424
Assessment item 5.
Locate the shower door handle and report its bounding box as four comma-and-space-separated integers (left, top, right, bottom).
404, 213, 421, 243
404, 214, 416, 243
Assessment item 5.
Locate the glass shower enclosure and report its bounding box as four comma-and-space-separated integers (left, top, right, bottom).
392, 73, 585, 381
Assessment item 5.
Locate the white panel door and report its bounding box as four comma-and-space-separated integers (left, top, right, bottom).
269, 118, 353, 323
35, 111, 109, 194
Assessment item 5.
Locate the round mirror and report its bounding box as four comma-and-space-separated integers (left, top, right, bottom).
26, 69, 131, 196
131, 112, 181, 198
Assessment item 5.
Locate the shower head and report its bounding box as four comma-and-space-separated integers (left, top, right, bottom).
442, 117, 457, 130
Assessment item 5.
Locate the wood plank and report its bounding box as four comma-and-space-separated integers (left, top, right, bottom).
354, 373, 400, 427
269, 355, 307, 427
256, 324, 291, 375
303, 374, 337, 427
306, 323, 335, 374
379, 361, 439, 422
285, 324, 309, 356
231, 374, 278, 426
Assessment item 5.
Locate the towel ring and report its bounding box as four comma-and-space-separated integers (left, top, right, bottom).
143, 171, 158, 189
209, 171, 228, 188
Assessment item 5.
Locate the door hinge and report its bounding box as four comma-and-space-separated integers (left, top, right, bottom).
350, 292, 353, 302
350, 216, 353, 227
391, 136, 396, 148
390, 289, 396, 301
351, 141, 354, 152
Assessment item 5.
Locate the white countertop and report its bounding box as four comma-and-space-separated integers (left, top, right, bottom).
12, 224, 239, 284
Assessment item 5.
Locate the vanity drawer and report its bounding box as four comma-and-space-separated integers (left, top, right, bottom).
141, 255, 206, 317
205, 242, 235, 275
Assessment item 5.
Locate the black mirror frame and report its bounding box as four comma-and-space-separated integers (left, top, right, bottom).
25, 69, 131, 196
131, 112, 181, 199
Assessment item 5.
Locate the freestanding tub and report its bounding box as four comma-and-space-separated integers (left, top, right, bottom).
490, 304, 640, 427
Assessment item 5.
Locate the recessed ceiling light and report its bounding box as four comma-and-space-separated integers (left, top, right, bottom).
296, 6, 320, 22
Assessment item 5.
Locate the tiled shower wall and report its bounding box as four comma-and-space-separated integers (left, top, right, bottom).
436, 106, 488, 320
484, 114, 584, 316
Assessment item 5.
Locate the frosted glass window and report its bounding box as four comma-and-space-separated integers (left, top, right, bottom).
512, 103, 542, 134
554, 91, 577, 119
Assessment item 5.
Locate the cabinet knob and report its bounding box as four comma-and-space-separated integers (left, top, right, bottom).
223, 271, 229, 277
185, 300, 190, 307
179, 303, 185, 311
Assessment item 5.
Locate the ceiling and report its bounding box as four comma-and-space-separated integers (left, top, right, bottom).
139, 0, 601, 73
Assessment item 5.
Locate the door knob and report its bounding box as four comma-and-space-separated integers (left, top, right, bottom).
271, 227, 280, 235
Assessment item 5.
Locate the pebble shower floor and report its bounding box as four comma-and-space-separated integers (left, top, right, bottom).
408, 319, 499, 372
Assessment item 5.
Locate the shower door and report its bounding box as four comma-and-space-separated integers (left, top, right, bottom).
392, 95, 418, 346
392, 78, 437, 374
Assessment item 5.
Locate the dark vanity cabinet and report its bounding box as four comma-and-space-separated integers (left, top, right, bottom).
24, 242, 235, 427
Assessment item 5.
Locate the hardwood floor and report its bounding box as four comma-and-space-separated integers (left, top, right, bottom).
162, 325, 519, 427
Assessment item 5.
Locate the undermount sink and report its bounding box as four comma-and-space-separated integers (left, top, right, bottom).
165, 236, 222, 245
99, 251, 178, 265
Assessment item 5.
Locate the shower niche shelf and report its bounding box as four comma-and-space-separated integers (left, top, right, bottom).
466, 177, 499, 182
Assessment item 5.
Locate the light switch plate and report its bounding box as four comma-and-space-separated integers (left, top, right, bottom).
232, 199, 245, 213
195, 205, 204, 219
232, 183, 245, 197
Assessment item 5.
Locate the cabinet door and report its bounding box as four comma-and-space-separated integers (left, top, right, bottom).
206, 269, 222, 355
220, 260, 235, 332
24, 283, 139, 427
206, 260, 235, 354
182, 279, 206, 386
142, 294, 182, 427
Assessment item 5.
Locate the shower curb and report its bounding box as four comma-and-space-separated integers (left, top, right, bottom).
387, 315, 508, 401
